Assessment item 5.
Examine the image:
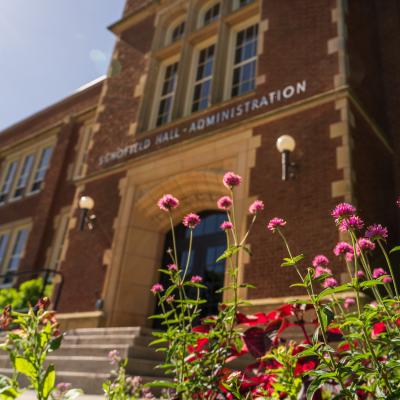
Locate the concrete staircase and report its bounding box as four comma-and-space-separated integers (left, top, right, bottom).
0, 327, 166, 395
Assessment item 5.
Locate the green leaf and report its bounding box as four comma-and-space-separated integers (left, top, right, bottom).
41, 365, 55, 400
317, 283, 352, 301
281, 254, 304, 267
14, 357, 36, 379
216, 245, 241, 262
290, 283, 307, 288
320, 305, 334, 331
389, 245, 400, 254
360, 279, 384, 288
49, 335, 63, 351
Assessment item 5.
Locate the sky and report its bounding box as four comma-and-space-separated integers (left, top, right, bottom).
0, 0, 126, 130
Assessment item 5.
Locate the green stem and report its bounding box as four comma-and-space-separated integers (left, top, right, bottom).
378, 239, 399, 298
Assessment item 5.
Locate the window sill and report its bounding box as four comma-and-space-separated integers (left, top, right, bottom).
187, 21, 219, 45
153, 41, 182, 61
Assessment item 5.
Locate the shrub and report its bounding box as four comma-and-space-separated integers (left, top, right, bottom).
0, 298, 82, 400
145, 172, 400, 399
0, 278, 53, 311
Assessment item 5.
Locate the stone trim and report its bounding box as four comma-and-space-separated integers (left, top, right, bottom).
330, 98, 353, 203
100, 128, 261, 326
329, 0, 349, 88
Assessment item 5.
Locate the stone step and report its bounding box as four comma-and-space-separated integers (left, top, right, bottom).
63, 334, 152, 346
0, 354, 164, 377
66, 327, 153, 337
55, 343, 164, 361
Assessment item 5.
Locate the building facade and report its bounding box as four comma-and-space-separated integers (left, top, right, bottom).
0, 0, 399, 329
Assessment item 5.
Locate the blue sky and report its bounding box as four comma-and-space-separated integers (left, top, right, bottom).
0, 0, 126, 130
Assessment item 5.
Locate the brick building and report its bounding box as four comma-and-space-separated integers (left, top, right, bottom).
0, 0, 399, 330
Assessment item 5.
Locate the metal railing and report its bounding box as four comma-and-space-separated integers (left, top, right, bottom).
0, 269, 64, 310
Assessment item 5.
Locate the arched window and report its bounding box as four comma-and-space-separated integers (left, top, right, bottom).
168, 19, 186, 45
201, 2, 221, 27
155, 211, 227, 326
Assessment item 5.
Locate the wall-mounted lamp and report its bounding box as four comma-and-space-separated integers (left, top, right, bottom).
276, 135, 297, 181
78, 196, 96, 231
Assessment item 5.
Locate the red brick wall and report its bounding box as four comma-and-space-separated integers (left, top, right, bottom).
246, 102, 344, 298
57, 171, 126, 313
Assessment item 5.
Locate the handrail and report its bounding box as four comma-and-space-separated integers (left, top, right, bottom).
0, 269, 64, 310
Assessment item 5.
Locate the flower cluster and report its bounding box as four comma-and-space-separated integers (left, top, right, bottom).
157, 194, 179, 211
267, 217, 286, 232
182, 213, 201, 229
223, 171, 242, 188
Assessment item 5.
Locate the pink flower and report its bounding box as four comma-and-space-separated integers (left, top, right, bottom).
312, 255, 329, 268
356, 238, 375, 255
166, 295, 175, 304
397, 197, 400, 208
183, 213, 201, 229
345, 251, 354, 262
314, 266, 332, 278
383, 276, 393, 283
339, 215, 364, 232
267, 217, 286, 232
108, 350, 121, 365
322, 277, 338, 288
332, 203, 357, 221
372, 268, 386, 279
167, 263, 178, 271
151, 283, 164, 294
356, 270, 365, 279
157, 194, 179, 211
344, 298, 355, 309
220, 221, 233, 231
333, 242, 354, 262
217, 196, 233, 210
249, 200, 264, 215
191, 275, 203, 283
365, 224, 388, 241
223, 172, 242, 188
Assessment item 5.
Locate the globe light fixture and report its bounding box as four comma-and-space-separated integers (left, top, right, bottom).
276, 135, 297, 181
78, 195, 96, 231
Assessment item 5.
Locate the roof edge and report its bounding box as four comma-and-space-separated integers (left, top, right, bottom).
0, 76, 105, 135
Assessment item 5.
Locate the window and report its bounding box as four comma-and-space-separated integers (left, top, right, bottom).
238, 0, 254, 8
0, 142, 54, 205
11, 154, 35, 200
191, 44, 215, 112
203, 3, 220, 26
171, 21, 185, 43
231, 24, 258, 97
30, 146, 53, 193
155, 61, 179, 127
6, 228, 29, 274
0, 223, 31, 285
0, 160, 18, 204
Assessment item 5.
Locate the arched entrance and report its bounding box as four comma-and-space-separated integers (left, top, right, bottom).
156, 211, 226, 326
